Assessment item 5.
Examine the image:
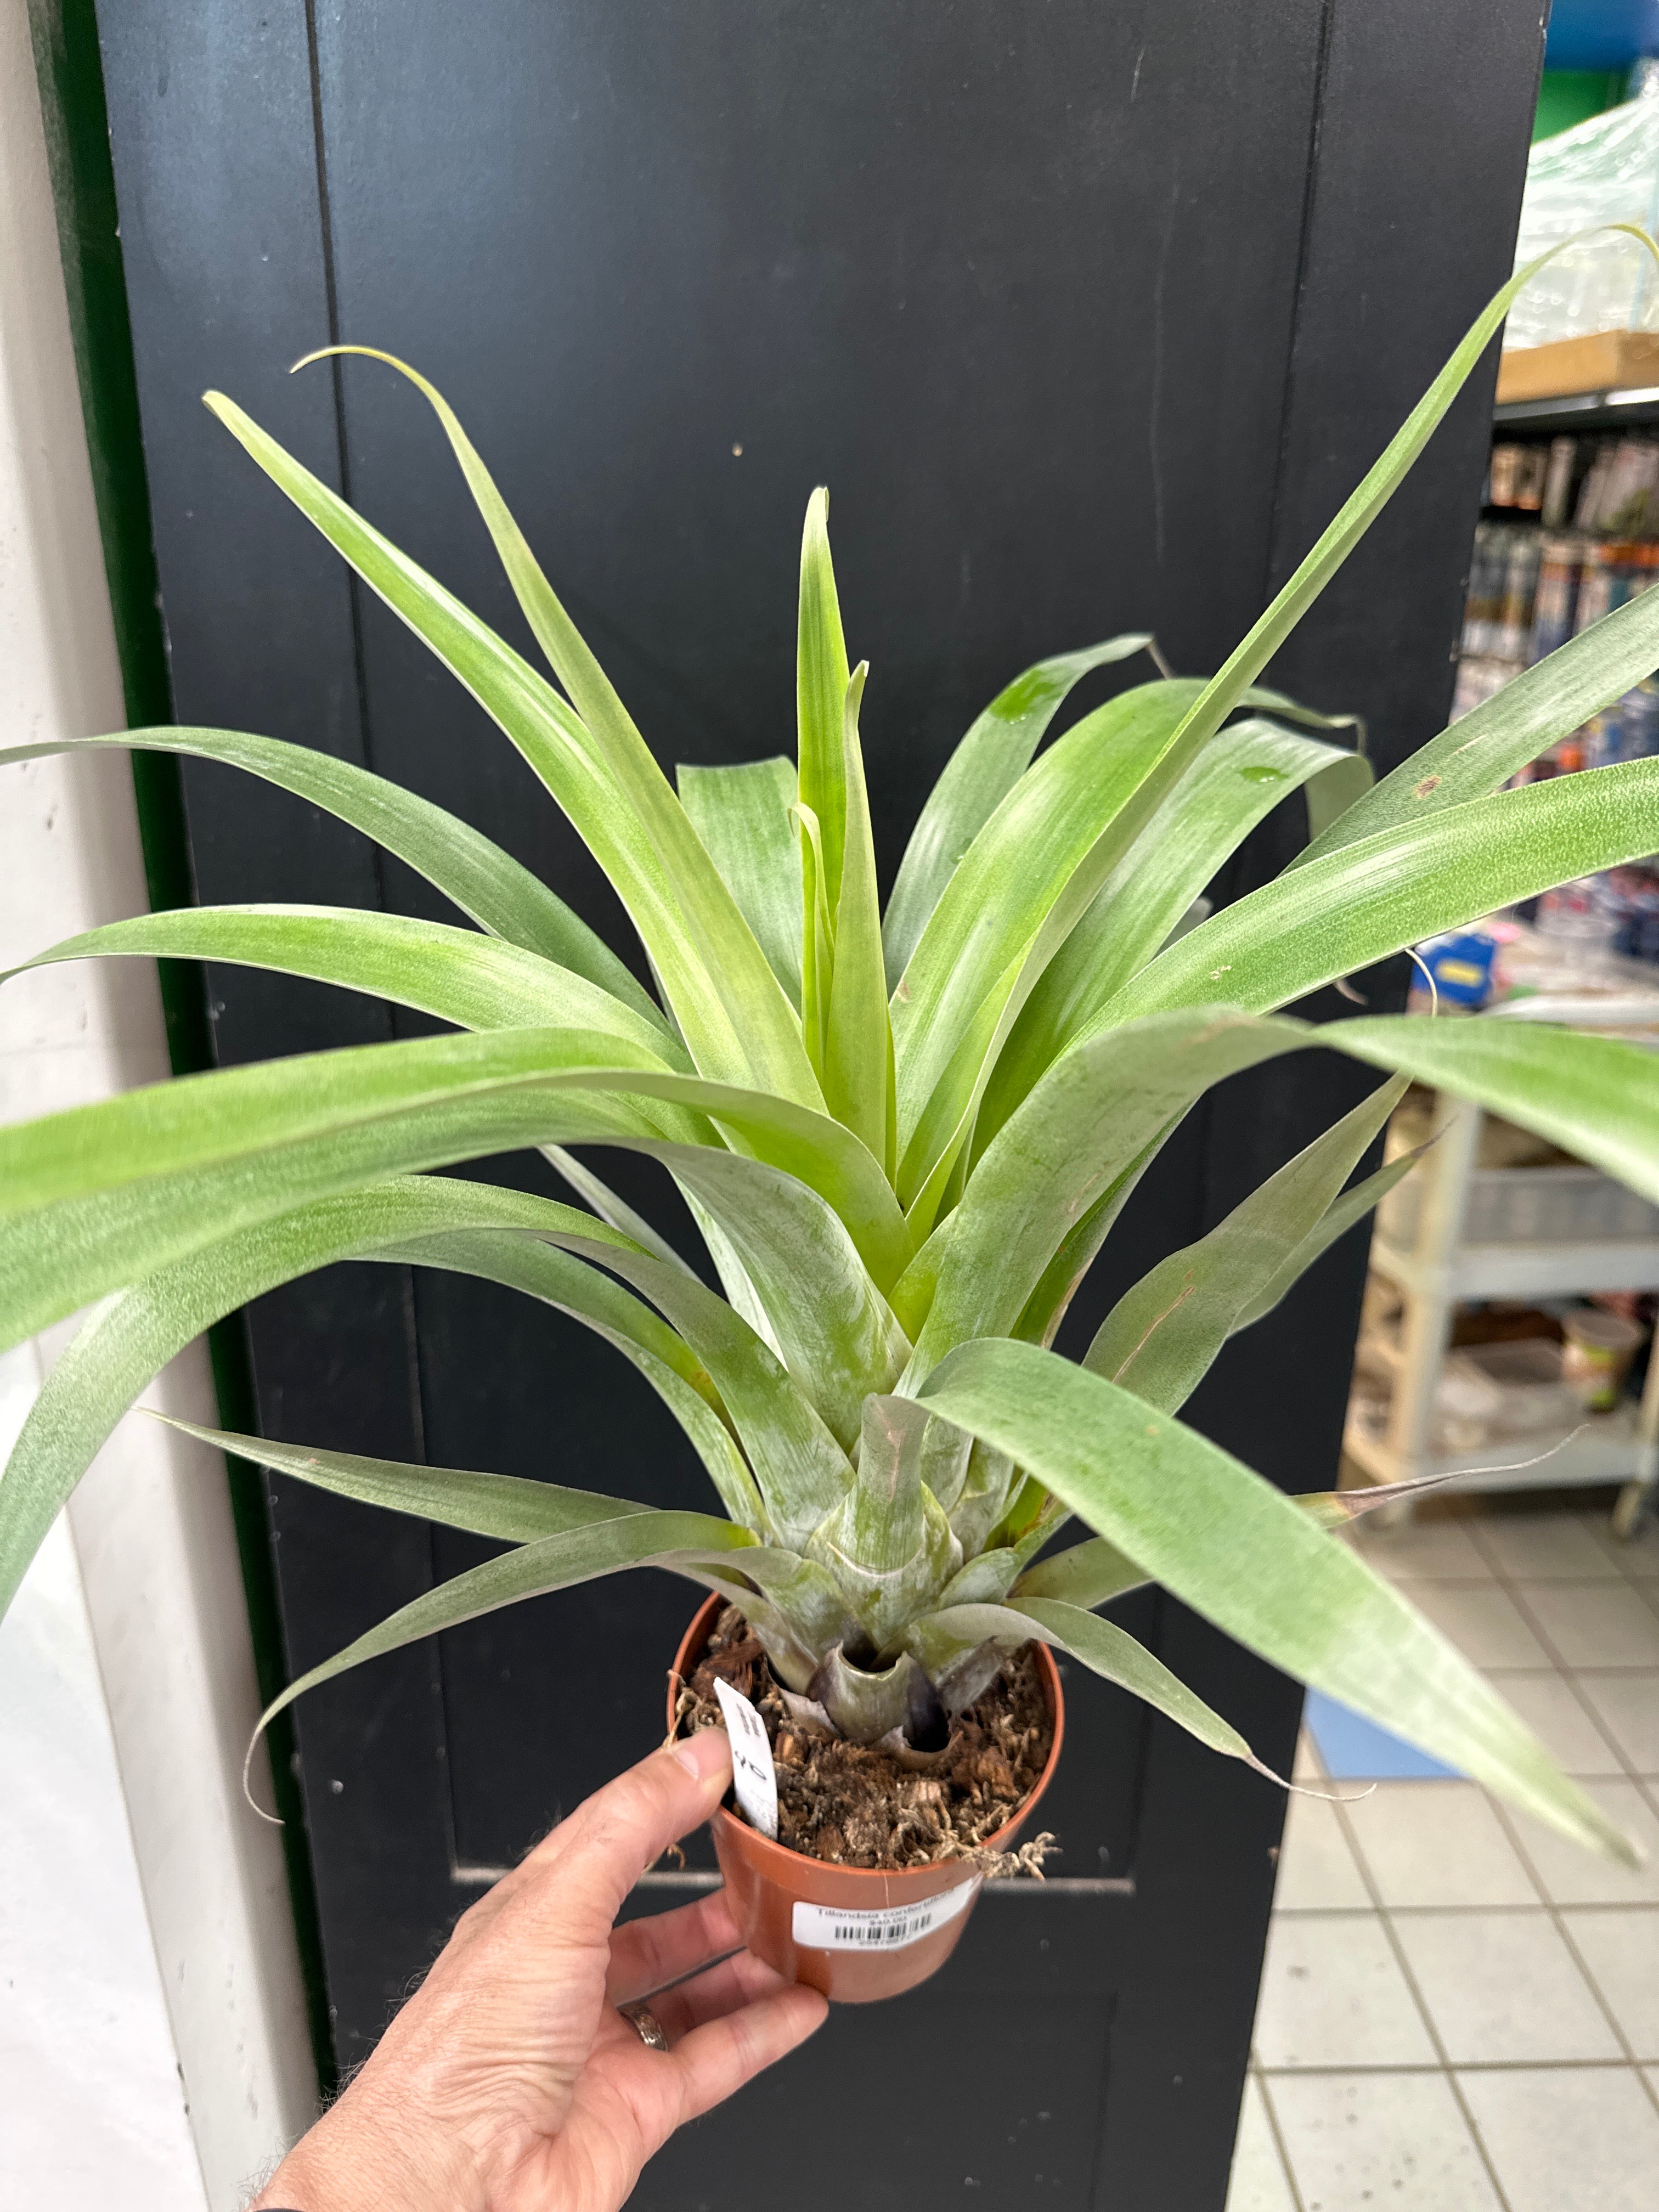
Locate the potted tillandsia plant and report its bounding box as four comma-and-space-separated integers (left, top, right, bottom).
4, 242, 1659, 2005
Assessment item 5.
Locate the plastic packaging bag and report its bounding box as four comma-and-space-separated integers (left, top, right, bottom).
1508, 89, 1659, 351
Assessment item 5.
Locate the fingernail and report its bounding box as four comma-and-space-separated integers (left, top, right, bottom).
672, 1727, 731, 1783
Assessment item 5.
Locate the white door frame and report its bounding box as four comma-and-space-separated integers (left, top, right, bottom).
1, 4, 317, 2202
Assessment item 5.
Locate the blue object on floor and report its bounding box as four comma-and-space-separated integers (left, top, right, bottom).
1304, 1690, 1462, 1781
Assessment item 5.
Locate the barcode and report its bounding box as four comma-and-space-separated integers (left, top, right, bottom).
833, 1916, 928, 1946
792, 1877, 979, 1952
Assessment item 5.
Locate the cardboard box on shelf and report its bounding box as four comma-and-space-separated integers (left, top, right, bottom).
1496, 328, 1659, 404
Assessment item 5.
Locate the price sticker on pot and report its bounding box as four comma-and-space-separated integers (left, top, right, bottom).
792, 1877, 980, 1952
712, 1678, 778, 1840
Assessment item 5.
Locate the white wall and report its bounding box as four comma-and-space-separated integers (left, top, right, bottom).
0, 1345, 209, 2212
0, 3, 317, 2203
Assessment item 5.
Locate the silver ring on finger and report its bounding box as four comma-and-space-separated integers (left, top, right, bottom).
621, 2002, 669, 2051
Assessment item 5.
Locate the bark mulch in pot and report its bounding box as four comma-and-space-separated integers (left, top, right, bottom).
676, 1605, 1058, 1873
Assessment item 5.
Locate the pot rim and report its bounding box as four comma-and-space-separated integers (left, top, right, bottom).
670, 1590, 1066, 1885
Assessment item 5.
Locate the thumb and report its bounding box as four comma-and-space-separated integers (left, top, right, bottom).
523, 1726, 733, 1931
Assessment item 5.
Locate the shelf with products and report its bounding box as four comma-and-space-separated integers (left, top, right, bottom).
1447, 413, 1659, 960
1368, 76, 1659, 1532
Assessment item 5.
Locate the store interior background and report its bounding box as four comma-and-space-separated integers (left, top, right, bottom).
4, 5, 1659, 2210
1228, 10, 1659, 2205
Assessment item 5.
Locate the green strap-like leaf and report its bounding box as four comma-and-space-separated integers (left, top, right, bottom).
195, 1177, 788, 1534
1295, 576, 1659, 867
795, 798, 834, 1072
7, 905, 684, 1060
0, 1211, 360, 1621
1330, 1013, 1659, 1203
1239, 686, 1365, 748
328, 1178, 851, 1551
822, 665, 892, 1165
890, 679, 1203, 1201
808, 1394, 958, 1654
796, 488, 853, 921
911, 1005, 1659, 1381
1009, 1146, 1165, 1351
294, 349, 824, 1106
882, 633, 1156, 989
369, 1186, 714, 1388
549, 1073, 913, 1291
217, 1170, 842, 1546
731, 1546, 865, 1667
904, 1008, 1302, 1373
1231, 1146, 1423, 1334
663, 1148, 910, 1453
1011, 1535, 1146, 1609
946, 1437, 1027, 1558
905, 1598, 1267, 1769
930, 1547, 1023, 1611
541, 1218, 855, 1550
0, 1026, 695, 1221
1302, 744, 1375, 845
979, 718, 1372, 1147
1120, 230, 1659, 857
1082, 1076, 1406, 1412
898, 982, 1018, 1243
159, 1419, 653, 1541
541, 1147, 699, 1279
906, 227, 1659, 1167
917, 1339, 1633, 1860
911, 238, 1659, 1194
678, 757, 804, 1010
0, 1177, 636, 1614
0, 727, 661, 1019
0, 995, 907, 1352
1011, 1469, 1434, 1612
207, 382, 821, 1111
677, 1560, 826, 1692
254, 1513, 755, 1748
1102, 760, 1659, 1031
0, 1028, 705, 1350
0, 1169, 800, 1618
1028, 1599, 1271, 1770
898, 685, 1346, 1233
373, 1225, 765, 1530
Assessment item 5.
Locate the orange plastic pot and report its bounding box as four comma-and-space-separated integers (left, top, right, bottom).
668, 1594, 1065, 2003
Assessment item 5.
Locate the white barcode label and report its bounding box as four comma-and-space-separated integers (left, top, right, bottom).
712, 1678, 778, 1841
792, 1877, 980, 1951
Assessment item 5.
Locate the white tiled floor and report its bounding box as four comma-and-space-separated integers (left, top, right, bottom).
1227, 1498, 1659, 2212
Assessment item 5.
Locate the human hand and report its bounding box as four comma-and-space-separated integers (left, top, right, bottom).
251, 1729, 826, 2211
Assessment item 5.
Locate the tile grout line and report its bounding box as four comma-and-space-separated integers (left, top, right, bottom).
1577, 1505, 1659, 1595
1248, 2066, 1310, 2212
1320, 1513, 1659, 2183
1275, 1896, 1655, 1917
1479, 1776, 1657, 2097
1464, 1517, 1657, 1785
1324, 1780, 1515, 2212
1462, 1519, 1659, 2116
1257, 2053, 1652, 2076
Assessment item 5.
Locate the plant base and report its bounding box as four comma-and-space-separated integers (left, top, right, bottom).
668, 1594, 1065, 2003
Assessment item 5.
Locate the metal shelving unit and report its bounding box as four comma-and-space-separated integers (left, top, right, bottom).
1492, 383, 1659, 435
1378, 353, 1659, 1533
1344, 1003, 1659, 1538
